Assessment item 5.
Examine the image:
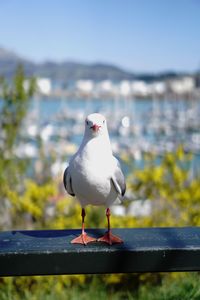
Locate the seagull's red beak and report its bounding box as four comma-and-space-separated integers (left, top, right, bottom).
91, 124, 101, 132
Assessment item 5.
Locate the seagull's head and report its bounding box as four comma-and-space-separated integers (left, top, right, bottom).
84, 113, 108, 138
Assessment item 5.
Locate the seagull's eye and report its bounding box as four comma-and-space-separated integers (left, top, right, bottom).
103, 120, 105, 124
86, 120, 89, 125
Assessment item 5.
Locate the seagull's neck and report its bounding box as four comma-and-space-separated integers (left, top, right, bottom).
79, 134, 113, 159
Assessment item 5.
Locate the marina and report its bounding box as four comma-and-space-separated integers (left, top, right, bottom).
17, 96, 200, 180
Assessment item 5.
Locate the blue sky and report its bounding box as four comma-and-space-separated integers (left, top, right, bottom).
0, 0, 200, 72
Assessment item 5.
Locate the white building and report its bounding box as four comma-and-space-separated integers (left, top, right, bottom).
119, 80, 131, 97
76, 80, 94, 94
96, 80, 115, 95
148, 82, 166, 96
23, 77, 52, 95
36, 78, 52, 95
131, 81, 166, 97
131, 80, 149, 97
169, 77, 195, 95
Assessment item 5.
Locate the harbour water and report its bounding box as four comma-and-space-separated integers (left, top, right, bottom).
27, 96, 200, 177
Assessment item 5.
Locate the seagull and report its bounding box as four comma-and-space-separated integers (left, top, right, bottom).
63, 113, 126, 245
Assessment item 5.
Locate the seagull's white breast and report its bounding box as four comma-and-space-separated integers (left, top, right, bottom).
70, 138, 118, 207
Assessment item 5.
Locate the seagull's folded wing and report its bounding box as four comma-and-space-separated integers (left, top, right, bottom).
63, 167, 75, 196
111, 158, 126, 197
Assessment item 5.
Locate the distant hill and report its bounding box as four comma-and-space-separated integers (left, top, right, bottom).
0, 46, 183, 82
0, 47, 35, 78
35, 61, 136, 81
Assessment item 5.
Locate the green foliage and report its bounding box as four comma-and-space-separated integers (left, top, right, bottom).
7, 180, 57, 229
0, 275, 129, 300
128, 146, 200, 227
0, 65, 35, 153
0, 65, 36, 201
135, 272, 200, 300
1, 273, 200, 300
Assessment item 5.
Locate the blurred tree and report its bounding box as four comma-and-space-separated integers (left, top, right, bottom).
0, 65, 36, 228
0, 65, 35, 153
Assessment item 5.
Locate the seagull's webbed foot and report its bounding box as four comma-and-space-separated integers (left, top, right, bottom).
98, 231, 123, 245
71, 208, 96, 245
98, 208, 123, 245
71, 232, 96, 245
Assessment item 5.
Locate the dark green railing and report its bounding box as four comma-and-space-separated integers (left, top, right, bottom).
1, 227, 200, 276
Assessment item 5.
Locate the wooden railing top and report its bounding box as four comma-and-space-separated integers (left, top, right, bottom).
1, 227, 200, 276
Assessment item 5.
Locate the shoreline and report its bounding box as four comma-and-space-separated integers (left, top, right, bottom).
34, 92, 200, 101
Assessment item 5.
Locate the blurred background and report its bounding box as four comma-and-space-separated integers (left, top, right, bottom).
1, 0, 200, 299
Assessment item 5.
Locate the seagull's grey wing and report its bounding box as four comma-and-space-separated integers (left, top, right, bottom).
111, 159, 126, 197
63, 167, 75, 196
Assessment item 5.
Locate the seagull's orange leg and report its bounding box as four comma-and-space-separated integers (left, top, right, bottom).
71, 208, 96, 245
98, 208, 123, 245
